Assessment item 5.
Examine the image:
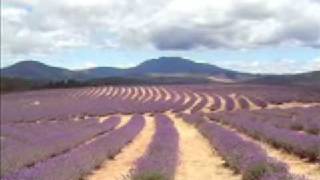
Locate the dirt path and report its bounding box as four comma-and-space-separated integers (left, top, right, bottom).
86, 115, 156, 180
118, 87, 124, 97
216, 95, 226, 112
80, 88, 92, 97
267, 101, 320, 110
98, 115, 110, 123
161, 87, 171, 101
73, 89, 84, 98
182, 92, 190, 105
122, 87, 132, 100
130, 87, 138, 100
115, 115, 132, 129
173, 90, 181, 103
83, 88, 96, 97
110, 87, 119, 97
154, 87, 162, 102
185, 92, 202, 113
92, 87, 105, 98
97, 87, 108, 98
261, 143, 320, 180
90, 87, 103, 98
167, 113, 240, 180
240, 95, 261, 110
138, 87, 146, 102
229, 93, 240, 111
105, 86, 114, 97
206, 117, 320, 180
70, 89, 83, 99
142, 87, 152, 103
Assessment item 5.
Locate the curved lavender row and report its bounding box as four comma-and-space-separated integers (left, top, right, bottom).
238, 97, 250, 110
3, 115, 145, 180
190, 93, 208, 113
249, 109, 320, 135
179, 113, 203, 125
1, 117, 120, 177
249, 97, 268, 108
208, 112, 320, 161
225, 96, 235, 111
211, 95, 221, 111
133, 114, 179, 180
171, 92, 187, 113
181, 114, 294, 180
295, 107, 320, 121
179, 92, 197, 112
1, 86, 187, 122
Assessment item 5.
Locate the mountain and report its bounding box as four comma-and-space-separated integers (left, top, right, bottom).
78, 67, 126, 79
0, 61, 124, 81
1, 57, 318, 86
1, 58, 319, 93
128, 57, 227, 74
2, 57, 253, 81
1, 61, 74, 80
127, 57, 254, 80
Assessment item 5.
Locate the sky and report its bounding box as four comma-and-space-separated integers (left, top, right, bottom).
1, 0, 320, 74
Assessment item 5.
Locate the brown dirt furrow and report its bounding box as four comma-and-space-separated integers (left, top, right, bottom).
130, 87, 138, 100
167, 113, 240, 180
205, 117, 320, 180
217, 95, 226, 112
240, 95, 261, 110
86, 115, 155, 180
185, 92, 202, 113
267, 102, 320, 110
105, 86, 114, 97
229, 93, 240, 111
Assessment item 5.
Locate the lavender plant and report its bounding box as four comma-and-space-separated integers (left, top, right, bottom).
132, 114, 179, 180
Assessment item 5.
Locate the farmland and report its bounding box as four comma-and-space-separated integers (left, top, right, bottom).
1, 84, 320, 180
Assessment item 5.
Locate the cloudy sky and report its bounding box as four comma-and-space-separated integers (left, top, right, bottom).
1, 0, 320, 74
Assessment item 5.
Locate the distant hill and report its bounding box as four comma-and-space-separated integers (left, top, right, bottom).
128, 57, 228, 75
0, 61, 125, 81
1, 57, 319, 86
248, 71, 320, 86
1, 57, 254, 82
1, 61, 74, 80
78, 67, 126, 79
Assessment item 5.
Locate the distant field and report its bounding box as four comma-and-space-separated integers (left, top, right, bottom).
1, 84, 319, 180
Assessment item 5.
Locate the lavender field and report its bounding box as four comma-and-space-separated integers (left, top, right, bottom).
1, 84, 320, 180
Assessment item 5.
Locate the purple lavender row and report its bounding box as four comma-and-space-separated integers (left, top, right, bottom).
190, 93, 208, 113
238, 97, 250, 110
224, 96, 235, 111
295, 107, 320, 121
1, 117, 120, 176
178, 92, 197, 112
208, 112, 320, 161
171, 92, 188, 113
249, 109, 320, 135
1, 86, 184, 122
248, 97, 268, 108
132, 114, 179, 180
210, 95, 221, 111
180, 114, 294, 180
3, 115, 145, 180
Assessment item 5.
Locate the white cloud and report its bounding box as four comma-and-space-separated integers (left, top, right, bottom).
83, 62, 97, 69
217, 58, 320, 74
1, 0, 320, 58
